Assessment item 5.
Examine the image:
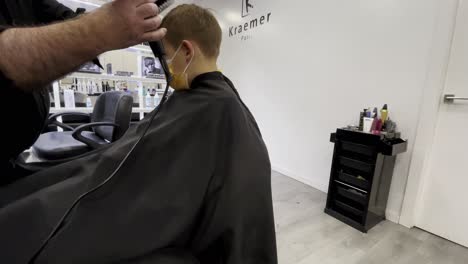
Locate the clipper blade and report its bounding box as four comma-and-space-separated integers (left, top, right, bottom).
156, 0, 175, 12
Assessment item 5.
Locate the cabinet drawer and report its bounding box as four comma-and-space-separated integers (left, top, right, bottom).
339, 157, 374, 174
341, 141, 376, 157
337, 171, 370, 190
335, 200, 364, 217
337, 185, 367, 204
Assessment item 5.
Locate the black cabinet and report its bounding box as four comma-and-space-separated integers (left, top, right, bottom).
325, 128, 408, 233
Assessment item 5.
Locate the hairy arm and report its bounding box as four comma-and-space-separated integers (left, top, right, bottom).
0, 0, 166, 92
0, 15, 104, 91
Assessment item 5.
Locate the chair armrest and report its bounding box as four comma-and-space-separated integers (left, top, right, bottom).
48, 112, 91, 131
72, 122, 119, 149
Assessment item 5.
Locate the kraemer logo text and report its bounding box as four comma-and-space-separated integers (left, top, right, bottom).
242, 0, 254, 17
229, 0, 272, 39
229, 13, 271, 37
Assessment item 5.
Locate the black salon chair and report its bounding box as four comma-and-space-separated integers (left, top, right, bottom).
16, 92, 133, 173
32, 91, 133, 160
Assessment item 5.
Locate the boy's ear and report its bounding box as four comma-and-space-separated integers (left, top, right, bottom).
182, 40, 195, 60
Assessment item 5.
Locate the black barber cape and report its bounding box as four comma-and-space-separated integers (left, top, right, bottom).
0, 72, 278, 264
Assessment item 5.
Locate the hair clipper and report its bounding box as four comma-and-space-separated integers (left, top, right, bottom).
148, 0, 175, 82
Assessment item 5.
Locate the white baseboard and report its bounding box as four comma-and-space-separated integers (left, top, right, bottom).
272, 165, 328, 193
385, 209, 400, 224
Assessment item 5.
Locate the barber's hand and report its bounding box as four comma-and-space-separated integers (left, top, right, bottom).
92, 0, 167, 51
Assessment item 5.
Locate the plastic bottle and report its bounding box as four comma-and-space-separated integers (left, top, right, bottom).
145, 89, 153, 108
97, 81, 102, 93
87, 80, 92, 94
381, 104, 389, 124
86, 97, 93, 108
92, 81, 97, 94
154, 92, 160, 107
138, 85, 144, 109
359, 110, 365, 131
77, 79, 83, 93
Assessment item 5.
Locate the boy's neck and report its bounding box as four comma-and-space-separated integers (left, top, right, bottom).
188, 60, 219, 86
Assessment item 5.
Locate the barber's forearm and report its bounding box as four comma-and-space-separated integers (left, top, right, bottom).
0, 0, 167, 91
0, 15, 103, 91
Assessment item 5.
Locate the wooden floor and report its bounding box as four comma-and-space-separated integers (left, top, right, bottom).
272, 171, 468, 264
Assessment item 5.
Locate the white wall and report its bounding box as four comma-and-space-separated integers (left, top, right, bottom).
192, 0, 442, 222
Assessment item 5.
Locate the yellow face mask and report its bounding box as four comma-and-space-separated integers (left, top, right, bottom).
166, 43, 195, 90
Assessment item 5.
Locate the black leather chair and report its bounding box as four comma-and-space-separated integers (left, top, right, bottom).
24, 91, 133, 165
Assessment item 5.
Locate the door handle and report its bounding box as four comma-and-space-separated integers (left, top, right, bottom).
444, 94, 468, 103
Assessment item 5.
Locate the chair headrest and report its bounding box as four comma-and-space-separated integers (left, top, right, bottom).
92, 91, 133, 142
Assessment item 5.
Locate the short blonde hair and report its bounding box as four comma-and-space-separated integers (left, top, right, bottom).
161, 4, 222, 58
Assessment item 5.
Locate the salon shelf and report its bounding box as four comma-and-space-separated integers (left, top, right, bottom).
335, 184, 367, 204
325, 128, 408, 233
380, 138, 408, 156
341, 141, 376, 157
338, 156, 374, 174
336, 171, 370, 190
334, 200, 364, 217
50, 107, 157, 114
67, 72, 168, 84
325, 208, 365, 232
330, 128, 407, 156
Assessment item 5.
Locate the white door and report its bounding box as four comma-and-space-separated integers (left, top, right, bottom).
416, 0, 468, 248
